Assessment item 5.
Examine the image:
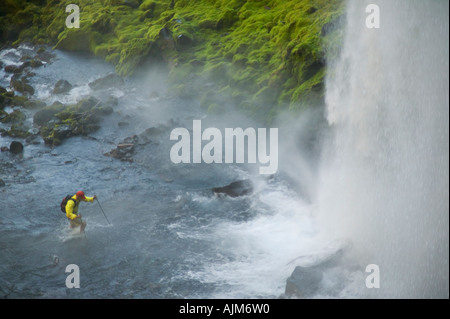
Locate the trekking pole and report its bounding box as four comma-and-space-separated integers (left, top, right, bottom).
80, 218, 87, 240
96, 198, 111, 224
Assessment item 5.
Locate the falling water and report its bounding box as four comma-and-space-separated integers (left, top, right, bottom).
318, 0, 449, 298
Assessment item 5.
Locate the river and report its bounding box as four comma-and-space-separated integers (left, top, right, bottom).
1, 0, 448, 299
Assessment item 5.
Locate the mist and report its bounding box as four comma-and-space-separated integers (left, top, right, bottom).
313, 0, 449, 298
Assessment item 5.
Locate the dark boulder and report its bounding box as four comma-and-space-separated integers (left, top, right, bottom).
212, 179, 254, 197
4, 65, 22, 74
9, 141, 24, 154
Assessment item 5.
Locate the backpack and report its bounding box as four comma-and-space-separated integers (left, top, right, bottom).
60, 195, 77, 213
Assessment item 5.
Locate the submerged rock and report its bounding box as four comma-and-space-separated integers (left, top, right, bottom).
212, 179, 254, 197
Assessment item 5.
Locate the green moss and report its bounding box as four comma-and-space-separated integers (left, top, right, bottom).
2, 0, 346, 121
6, 124, 31, 138
0, 109, 26, 123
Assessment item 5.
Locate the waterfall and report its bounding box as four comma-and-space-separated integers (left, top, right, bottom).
318, 0, 449, 298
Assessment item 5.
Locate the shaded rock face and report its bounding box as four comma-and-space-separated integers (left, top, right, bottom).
212, 179, 254, 197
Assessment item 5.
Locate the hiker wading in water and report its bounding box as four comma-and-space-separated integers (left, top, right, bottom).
65, 191, 97, 231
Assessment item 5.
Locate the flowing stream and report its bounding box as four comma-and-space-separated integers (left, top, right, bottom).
0, 0, 448, 299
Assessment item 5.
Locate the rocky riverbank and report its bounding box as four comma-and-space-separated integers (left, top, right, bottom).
0, 0, 345, 122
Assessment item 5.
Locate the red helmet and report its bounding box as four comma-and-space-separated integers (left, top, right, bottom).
76, 191, 86, 199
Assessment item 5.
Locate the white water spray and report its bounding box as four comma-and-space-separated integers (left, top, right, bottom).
318, 0, 449, 298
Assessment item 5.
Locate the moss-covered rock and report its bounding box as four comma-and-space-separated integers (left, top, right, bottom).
5, 125, 31, 139
34, 97, 113, 146
10, 74, 35, 96
0, 109, 26, 124
1, 0, 346, 121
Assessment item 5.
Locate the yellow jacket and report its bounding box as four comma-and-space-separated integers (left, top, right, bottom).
65, 194, 94, 220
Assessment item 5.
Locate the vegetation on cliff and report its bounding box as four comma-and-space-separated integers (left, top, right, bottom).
1, 0, 345, 121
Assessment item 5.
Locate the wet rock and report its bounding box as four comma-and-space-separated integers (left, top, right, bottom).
106, 95, 119, 107
36, 49, 55, 63
9, 141, 24, 154
25, 134, 41, 145
283, 243, 350, 298
285, 266, 323, 298
0, 109, 7, 121
136, 124, 170, 145
104, 143, 134, 162
30, 59, 43, 68
3, 125, 31, 139
0, 109, 26, 123
33, 101, 65, 126
10, 74, 34, 95
92, 105, 113, 117
212, 179, 254, 197
36, 97, 113, 146
88, 73, 124, 91
23, 99, 46, 109
77, 96, 101, 111
52, 79, 73, 94
4, 64, 22, 74
53, 124, 73, 140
